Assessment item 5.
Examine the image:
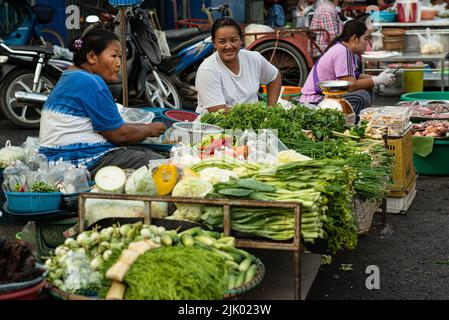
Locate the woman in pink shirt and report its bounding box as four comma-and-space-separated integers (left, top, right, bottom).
300, 19, 395, 116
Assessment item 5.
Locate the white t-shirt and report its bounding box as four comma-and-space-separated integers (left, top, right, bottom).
195, 49, 279, 114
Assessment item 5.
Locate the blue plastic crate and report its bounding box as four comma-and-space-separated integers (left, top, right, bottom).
5, 192, 62, 213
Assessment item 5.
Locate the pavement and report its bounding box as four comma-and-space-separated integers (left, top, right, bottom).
0, 94, 448, 300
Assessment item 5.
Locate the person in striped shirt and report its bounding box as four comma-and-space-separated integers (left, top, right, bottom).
300, 19, 395, 116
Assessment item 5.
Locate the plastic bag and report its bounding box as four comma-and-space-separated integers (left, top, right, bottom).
60, 166, 91, 194
244, 24, 274, 47
0, 141, 26, 168
417, 28, 444, 54
155, 29, 171, 57
121, 108, 155, 124
2, 160, 31, 192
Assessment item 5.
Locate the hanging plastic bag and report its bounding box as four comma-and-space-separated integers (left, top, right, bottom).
417, 28, 444, 54
155, 30, 171, 57
0, 141, 26, 168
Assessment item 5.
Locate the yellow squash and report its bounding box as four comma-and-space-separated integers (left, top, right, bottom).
153, 164, 178, 195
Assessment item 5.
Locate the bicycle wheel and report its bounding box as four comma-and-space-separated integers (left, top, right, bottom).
37, 28, 65, 47
252, 41, 309, 87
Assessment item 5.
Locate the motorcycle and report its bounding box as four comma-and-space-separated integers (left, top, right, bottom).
0, 42, 71, 129
0, 0, 65, 47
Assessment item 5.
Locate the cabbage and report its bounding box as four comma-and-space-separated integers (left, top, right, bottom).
0, 141, 25, 168
125, 165, 157, 195
170, 177, 212, 222
198, 167, 237, 185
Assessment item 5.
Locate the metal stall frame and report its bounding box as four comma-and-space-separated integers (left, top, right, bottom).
78, 193, 303, 300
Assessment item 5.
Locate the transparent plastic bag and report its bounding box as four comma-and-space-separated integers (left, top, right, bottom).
2, 160, 31, 192
25, 152, 48, 171
121, 107, 155, 124
418, 28, 444, 54
27, 168, 57, 193
0, 141, 26, 168
61, 166, 90, 194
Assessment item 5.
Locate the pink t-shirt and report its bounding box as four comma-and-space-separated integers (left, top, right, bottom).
300, 42, 357, 103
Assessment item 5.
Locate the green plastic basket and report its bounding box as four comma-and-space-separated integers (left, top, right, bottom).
400, 92, 449, 102
35, 218, 78, 260
413, 139, 449, 176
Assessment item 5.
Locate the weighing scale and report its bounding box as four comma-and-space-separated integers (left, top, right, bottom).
317, 80, 355, 126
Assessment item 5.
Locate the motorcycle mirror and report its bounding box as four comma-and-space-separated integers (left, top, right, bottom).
86, 15, 100, 24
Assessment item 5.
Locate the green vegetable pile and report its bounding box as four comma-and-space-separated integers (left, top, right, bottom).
47, 223, 260, 299
30, 181, 58, 193
124, 246, 226, 300
200, 102, 346, 142
193, 159, 358, 253
292, 139, 393, 202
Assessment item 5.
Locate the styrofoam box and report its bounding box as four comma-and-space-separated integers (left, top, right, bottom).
377, 184, 417, 214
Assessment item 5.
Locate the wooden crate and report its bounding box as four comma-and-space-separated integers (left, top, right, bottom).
386, 128, 416, 195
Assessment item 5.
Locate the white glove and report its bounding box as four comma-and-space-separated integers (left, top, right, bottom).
373, 69, 395, 86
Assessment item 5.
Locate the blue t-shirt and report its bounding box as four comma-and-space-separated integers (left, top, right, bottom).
39, 70, 124, 168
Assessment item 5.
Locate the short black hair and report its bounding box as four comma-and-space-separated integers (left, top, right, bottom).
72, 28, 119, 67
211, 16, 243, 41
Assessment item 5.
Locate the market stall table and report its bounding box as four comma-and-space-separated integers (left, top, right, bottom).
362, 52, 449, 91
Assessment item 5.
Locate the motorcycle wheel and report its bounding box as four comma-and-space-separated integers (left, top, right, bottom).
0, 69, 56, 129
252, 41, 309, 87
144, 72, 182, 109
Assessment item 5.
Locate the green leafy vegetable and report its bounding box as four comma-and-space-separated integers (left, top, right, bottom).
124, 246, 226, 300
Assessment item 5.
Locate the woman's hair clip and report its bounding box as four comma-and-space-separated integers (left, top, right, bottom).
74, 39, 83, 50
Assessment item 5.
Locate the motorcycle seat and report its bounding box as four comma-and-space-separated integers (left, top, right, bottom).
167, 32, 210, 55
165, 28, 203, 42
8, 45, 54, 56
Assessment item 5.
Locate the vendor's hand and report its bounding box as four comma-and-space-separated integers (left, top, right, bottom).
147, 122, 166, 137
373, 69, 395, 86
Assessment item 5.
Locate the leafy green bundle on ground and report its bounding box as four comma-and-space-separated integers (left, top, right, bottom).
124, 246, 227, 300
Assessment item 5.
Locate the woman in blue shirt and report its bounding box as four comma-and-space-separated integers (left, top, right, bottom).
39, 29, 166, 176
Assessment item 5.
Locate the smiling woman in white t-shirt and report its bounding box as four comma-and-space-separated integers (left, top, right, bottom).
195, 17, 282, 115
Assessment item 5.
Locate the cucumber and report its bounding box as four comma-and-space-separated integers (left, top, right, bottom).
225, 260, 240, 270
166, 230, 179, 244
227, 252, 243, 263
244, 264, 258, 284
161, 234, 173, 246
180, 233, 194, 247
227, 274, 236, 290
211, 248, 234, 261
216, 236, 236, 244
223, 246, 251, 260
238, 257, 252, 273
235, 271, 246, 288
194, 235, 215, 246
179, 227, 202, 237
